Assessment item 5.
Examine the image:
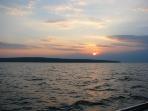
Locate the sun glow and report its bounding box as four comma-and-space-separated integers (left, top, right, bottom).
92, 52, 97, 56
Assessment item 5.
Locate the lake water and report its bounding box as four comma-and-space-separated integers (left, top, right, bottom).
0, 63, 148, 111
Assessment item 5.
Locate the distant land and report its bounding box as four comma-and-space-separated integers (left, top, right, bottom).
0, 57, 120, 63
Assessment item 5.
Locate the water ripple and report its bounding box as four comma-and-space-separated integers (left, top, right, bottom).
0, 63, 148, 111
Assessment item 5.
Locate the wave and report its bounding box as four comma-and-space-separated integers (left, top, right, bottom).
131, 85, 144, 89
47, 99, 109, 111
131, 95, 148, 101
46, 95, 148, 111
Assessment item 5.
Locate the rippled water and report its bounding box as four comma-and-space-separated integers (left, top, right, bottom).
0, 63, 148, 111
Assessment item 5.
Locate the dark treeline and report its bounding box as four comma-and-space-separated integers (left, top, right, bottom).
0, 57, 120, 63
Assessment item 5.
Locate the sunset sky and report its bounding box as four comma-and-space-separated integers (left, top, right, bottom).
0, 0, 148, 62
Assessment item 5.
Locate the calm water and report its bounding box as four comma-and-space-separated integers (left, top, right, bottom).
0, 63, 148, 111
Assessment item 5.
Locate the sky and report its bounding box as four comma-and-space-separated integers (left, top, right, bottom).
0, 0, 148, 62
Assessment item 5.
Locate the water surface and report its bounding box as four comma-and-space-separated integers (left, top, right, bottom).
0, 63, 148, 111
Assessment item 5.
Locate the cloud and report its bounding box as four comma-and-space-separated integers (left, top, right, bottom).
70, 0, 88, 6
0, 0, 36, 16
45, 5, 77, 14
0, 41, 37, 49
106, 35, 148, 48
6, 7, 31, 16
45, 18, 67, 23
1, 36, 84, 53
42, 0, 100, 20
47, 46, 82, 51
39, 37, 84, 52
27, 0, 36, 9
82, 35, 148, 55
43, 3, 83, 17
107, 35, 148, 42
42, 0, 103, 23
44, 17, 106, 29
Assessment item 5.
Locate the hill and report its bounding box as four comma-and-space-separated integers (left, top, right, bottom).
0, 57, 120, 63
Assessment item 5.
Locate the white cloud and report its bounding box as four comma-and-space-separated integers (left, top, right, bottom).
133, 8, 148, 13
0, 0, 37, 16
44, 18, 107, 29
44, 4, 83, 18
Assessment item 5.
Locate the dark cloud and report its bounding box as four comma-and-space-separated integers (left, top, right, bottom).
0, 41, 37, 49
109, 35, 148, 42
97, 35, 148, 62
0, 41, 83, 52
45, 18, 67, 23
108, 35, 148, 47
97, 43, 135, 48
97, 35, 148, 48
111, 43, 137, 47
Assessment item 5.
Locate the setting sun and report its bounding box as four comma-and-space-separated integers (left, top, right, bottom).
92, 52, 97, 56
